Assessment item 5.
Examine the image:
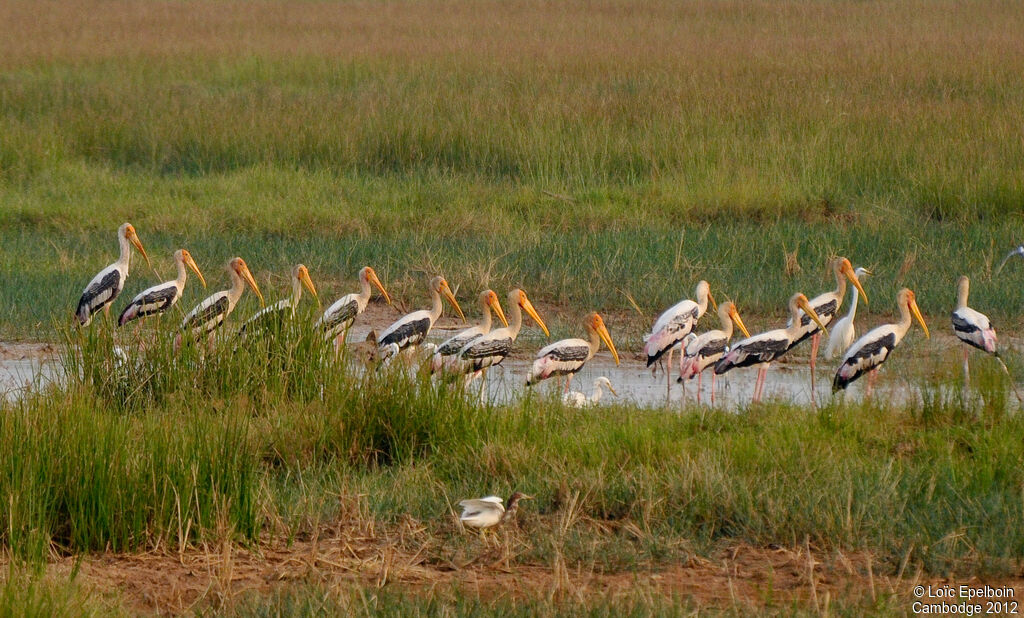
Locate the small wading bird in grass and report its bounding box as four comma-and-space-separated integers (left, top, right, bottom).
644, 281, 715, 397
239, 264, 319, 336
995, 245, 1024, 275
175, 257, 264, 352
458, 492, 533, 533
786, 258, 869, 406
454, 289, 549, 391
824, 267, 872, 360
527, 312, 620, 393
376, 276, 465, 363
76, 223, 152, 326
564, 376, 616, 407
714, 293, 827, 404
949, 275, 1022, 402
431, 289, 508, 374
118, 249, 206, 327
677, 301, 751, 405
316, 266, 391, 350
833, 288, 928, 397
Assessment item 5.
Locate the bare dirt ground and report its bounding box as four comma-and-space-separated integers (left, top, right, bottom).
28, 516, 1023, 615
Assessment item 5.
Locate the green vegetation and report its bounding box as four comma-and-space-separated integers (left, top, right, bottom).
3, 0, 1023, 613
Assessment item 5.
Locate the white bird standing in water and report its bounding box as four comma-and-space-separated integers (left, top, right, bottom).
176, 257, 264, 351
527, 312, 620, 392
714, 293, 827, 404
316, 266, 391, 349
239, 264, 319, 336
563, 377, 617, 407
458, 492, 533, 532
677, 301, 751, 404
833, 288, 929, 397
950, 275, 1002, 388
824, 267, 872, 359
431, 289, 508, 374
118, 249, 206, 327
377, 276, 465, 363
76, 223, 152, 326
454, 288, 549, 391
644, 281, 715, 396
787, 257, 869, 406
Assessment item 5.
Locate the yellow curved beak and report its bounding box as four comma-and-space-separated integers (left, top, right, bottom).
708, 290, 718, 312
797, 296, 828, 334
299, 267, 320, 307
369, 269, 391, 305
239, 262, 265, 306
595, 319, 620, 366
184, 252, 206, 288
844, 263, 869, 306
520, 293, 549, 336
128, 230, 152, 269
441, 281, 466, 323
910, 298, 929, 338
730, 307, 751, 338
489, 295, 509, 328
607, 384, 618, 396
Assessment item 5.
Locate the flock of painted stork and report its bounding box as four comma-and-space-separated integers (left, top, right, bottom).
74, 223, 1019, 406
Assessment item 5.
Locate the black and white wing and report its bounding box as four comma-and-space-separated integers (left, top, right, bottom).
182, 293, 231, 337
460, 336, 514, 371
239, 299, 291, 336
714, 330, 792, 374
317, 294, 360, 337
833, 327, 898, 390
378, 310, 432, 351
118, 281, 179, 326
952, 307, 996, 353
788, 296, 839, 349
76, 264, 124, 326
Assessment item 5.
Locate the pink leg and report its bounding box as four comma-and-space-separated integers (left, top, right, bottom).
666, 347, 674, 398
696, 370, 703, 404
810, 333, 819, 407
711, 372, 717, 406
866, 368, 878, 399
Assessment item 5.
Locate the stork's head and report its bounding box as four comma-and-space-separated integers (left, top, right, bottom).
294, 264, 319, 306
509, 289, 549, 336
722, 301, 751, 338
480, 289, 509, 327
695, 280, 717, 311
585, 312, 620, 366
120, 222, 151, 268
900, 288, 929, 338
361, 266, 391, 304
792, 293, 828, 334
837, 257, 868, 305
230, 257, 264, 306
176, 249, 206, 288
432, 276, 466, 322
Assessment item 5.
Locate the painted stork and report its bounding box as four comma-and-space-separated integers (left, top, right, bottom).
644, 281, 715, 395
526, 312, 620, 391
677, 301, 751, 404
239, 264, 319, 336
75, 223, 151, 326
175, 257, 264, 351
118, 249, 206, 327
376, 276, 465, 362
833, 288, 929, 396
458, 492, 533, 532
824, 267, 872, 359
455, 288, 549, 384
786, 258, 869, 404
564, 376, 616, 407
430, 289, 508, 374
950, 275, 999, 386
714, 293, 827, 404
316, 266, 391, 348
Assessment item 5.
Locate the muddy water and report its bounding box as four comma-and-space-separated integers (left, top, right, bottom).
0, 344, 60, 402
